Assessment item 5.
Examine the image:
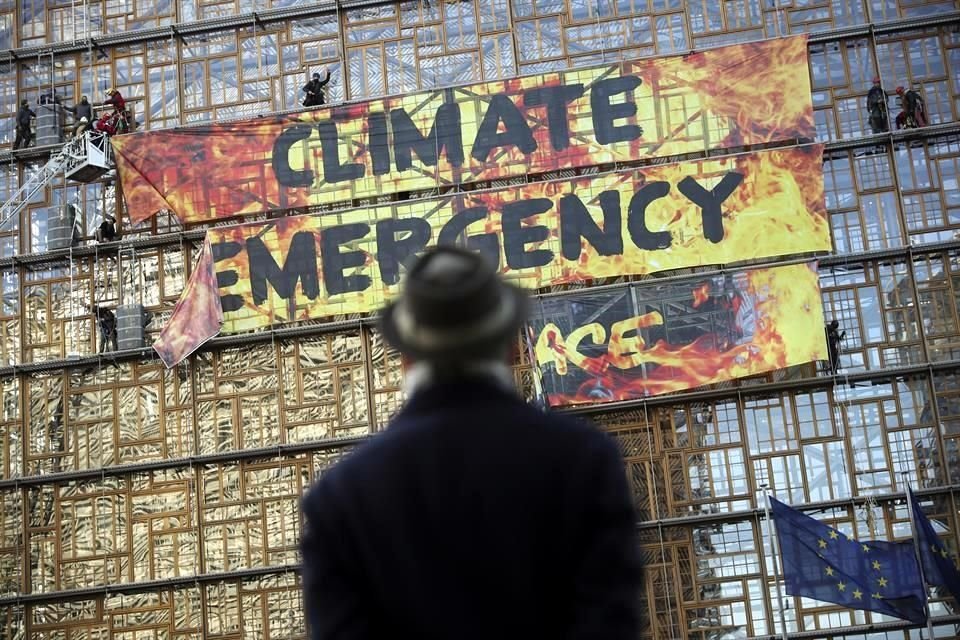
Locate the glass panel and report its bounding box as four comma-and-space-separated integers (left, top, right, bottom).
1, 6, 959, 640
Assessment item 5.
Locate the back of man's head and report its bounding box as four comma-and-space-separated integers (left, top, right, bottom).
379, 246, 528, 373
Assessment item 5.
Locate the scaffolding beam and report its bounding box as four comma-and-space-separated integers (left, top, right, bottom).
0, 131, 113, 240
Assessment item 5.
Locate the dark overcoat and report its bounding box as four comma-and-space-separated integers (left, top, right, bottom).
300, 378, 642, 640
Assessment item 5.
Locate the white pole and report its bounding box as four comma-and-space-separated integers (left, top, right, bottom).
761, 488, 790, 640
904, 482, 938, 640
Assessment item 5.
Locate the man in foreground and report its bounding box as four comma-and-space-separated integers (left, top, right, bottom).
300, 246, 642, 640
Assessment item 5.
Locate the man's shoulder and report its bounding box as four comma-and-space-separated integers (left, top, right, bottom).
536, 409, 622, 461
304, 392, 620, 508
397, 387, 619, 461
306, 423, 411, 487
301, 427, 409, 518
492, 391, 614, 438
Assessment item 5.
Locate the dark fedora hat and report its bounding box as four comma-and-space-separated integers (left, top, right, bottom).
379, 246, 528, 361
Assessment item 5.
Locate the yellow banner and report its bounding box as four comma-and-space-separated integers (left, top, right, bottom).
154, 145, 828, 366
528, 262, 827, 405
116, 36, 813, 224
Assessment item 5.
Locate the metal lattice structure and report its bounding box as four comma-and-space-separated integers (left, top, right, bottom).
0, 2, 960, 639
0, 131, 112, 237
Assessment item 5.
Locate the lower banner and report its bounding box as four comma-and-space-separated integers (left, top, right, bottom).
154, 145, 828, 367
527, 262, 827, 406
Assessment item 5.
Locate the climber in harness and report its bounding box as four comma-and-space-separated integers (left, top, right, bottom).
895, 86, 928, 129
13, 99, 36, 150
825, 320, 845, 374
96, 214, 118, 243
301, 68, 332, 107
93, 111, 120, 136
866, 77, 888, 134
89, 304, 118, 353
67, 96, 94, 138
103, 88, 132, 133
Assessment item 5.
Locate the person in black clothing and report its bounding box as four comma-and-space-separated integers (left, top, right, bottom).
66, 96, 94, 137
13, 99, 36, 150
90, 304, 118, 353
300, 247, 642, 640
867, 77, 888, 134
95, 214, 118, 243
826, 320, 845, 374
301, 69, 331, 107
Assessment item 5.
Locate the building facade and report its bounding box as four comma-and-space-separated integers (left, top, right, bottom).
0, 1, 959, 639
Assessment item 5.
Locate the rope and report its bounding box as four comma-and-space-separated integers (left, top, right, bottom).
335, 0, 345, 103
436, 18, 442, 201
829, 372, 854, 506
595, 0, 606, 63
65, 169, 79, 359
254, 13, 261, 83
271, 311, 279, 454
772, 0, 783, 38
100, 466, 108, 582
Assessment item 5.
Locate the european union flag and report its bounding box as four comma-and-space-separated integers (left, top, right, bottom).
908, 487, 960, 604
770, 497, 927, 623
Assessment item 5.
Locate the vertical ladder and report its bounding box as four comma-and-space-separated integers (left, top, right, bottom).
119, 244, 138, 305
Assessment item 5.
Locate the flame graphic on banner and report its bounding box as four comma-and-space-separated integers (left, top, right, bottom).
536, 145, 828, 284
115, 36, 813, 225
153, 145, 828, 368
533, 262, 826, 406
153, 237, 223, 366
692, 283, 711, 308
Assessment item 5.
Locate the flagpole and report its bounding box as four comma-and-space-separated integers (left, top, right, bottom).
761, 488, 790, 640
904, 481, 937, 640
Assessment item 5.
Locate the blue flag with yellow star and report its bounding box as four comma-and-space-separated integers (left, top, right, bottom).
908, 487, 960, 604
770, 497, 926, 623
